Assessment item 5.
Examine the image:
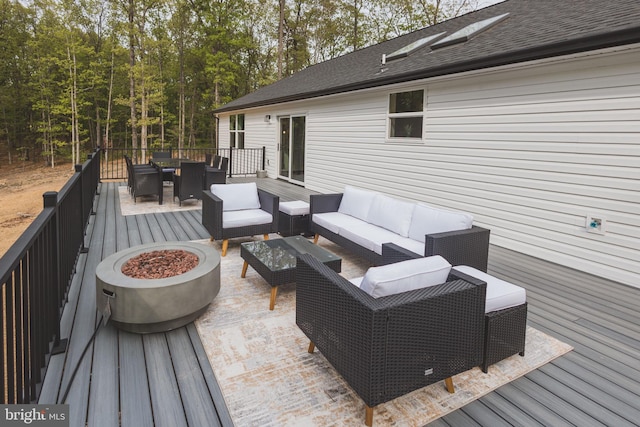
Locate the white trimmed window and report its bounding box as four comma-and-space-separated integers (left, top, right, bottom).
387, 90, 424, 140
230, 114, 245, 148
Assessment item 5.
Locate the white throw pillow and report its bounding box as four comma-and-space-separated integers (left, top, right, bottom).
338, 186, 377, 221
408, 203, 473, 243
359, 255, 452, 298
210, 183, 261, 212
367, 194, 415, 237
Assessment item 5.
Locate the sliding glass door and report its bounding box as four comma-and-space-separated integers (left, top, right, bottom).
278, 115, 306, 184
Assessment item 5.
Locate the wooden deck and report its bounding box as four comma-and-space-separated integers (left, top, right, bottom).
39, 178, 640, 426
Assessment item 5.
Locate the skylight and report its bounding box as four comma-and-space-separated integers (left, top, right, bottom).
386, 32, 446, 61
431, 13, 509, 49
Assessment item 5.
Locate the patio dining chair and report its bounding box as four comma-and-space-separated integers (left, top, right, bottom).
173, 161, 206, 206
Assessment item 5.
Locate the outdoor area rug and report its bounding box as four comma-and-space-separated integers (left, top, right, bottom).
117, 184, 201, 216
194, 236, 573, 427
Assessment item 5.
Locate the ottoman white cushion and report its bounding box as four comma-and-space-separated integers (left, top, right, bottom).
454, 265, 527, 313
280, 200, 310, 216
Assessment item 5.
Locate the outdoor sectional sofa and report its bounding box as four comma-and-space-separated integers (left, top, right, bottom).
310, 186, 490, 271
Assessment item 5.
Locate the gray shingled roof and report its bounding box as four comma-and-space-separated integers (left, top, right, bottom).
216, 0, 640, 113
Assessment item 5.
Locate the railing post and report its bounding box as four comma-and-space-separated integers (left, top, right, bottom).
262, 146, 266, 170
44, 192, 67, 356
76, 164, 89, 254
228, 148, 233, 178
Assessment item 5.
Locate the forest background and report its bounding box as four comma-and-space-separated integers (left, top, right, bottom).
0, 0, 490, 167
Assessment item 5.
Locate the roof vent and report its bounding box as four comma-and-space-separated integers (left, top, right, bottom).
386, 32, 447, 61
431, 13, 509, 49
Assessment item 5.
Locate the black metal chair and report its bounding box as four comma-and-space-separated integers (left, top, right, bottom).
173, 161, 205, 206
295, 254, 486, 426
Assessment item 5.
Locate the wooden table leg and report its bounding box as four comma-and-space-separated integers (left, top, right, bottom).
308, 341, 315, 353
365, 406, 374, 427
445, 377, 455, 393
269, 286, 278, 310
241, 261, 249, 278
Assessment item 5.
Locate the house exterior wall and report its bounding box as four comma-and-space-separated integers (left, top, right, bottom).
217, 45, 640, 287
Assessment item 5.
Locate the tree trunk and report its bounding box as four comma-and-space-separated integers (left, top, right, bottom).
128, 0, 138, 153
278, 0, 285, 79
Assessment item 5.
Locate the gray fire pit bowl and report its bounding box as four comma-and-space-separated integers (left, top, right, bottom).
96, 242, 221, 334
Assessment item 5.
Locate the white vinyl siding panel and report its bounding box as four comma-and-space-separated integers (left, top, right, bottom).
301, 48, 640, 287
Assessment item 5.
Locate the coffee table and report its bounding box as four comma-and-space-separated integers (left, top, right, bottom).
240, 236, 342, 310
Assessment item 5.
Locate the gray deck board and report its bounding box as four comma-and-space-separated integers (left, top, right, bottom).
38, 179, 640, 427
119, 332, 154, 427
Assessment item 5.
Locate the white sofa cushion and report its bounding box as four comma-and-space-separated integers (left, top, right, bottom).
454, 265, 527, 313
338, 186, 377, 221
339, 222, 408, 255
211, 183, 261, 212
367, 194, 415, 237
358, 256, 452, 298
408, 203, 473, 243
390, 235, 425, 257
222, 209, 272, 229
312, 212, 366, 235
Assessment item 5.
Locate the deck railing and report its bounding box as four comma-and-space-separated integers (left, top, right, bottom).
100, 147, 266, 181
0, 149, 101, 403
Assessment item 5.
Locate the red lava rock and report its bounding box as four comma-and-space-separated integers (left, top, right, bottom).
121, 249, 199, 279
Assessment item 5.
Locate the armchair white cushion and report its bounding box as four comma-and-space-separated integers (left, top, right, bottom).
210, 182, 260, 211
355, 255, 452, 298
222, 209, 273, 228
367, 194, 415, 237
408, 203, 473, 243
338, 185, 377, 221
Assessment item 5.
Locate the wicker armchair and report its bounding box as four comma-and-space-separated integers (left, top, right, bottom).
295, 254, 486, 426
201, 183, 279, 256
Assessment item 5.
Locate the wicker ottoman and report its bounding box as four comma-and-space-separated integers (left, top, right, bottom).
278, 200, 310, 236
454, 266, 528, 373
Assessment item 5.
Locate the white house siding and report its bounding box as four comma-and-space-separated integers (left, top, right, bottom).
218, 45, 640, 287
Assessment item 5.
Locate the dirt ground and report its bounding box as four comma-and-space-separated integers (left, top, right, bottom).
0, 159, 74, 258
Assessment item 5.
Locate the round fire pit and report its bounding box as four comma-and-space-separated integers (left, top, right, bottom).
96, 242, 221, 333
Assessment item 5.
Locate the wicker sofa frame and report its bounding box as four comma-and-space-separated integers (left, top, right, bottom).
201, 189, 279, 256
295, 253, 486, 426
309, 193, 490, 271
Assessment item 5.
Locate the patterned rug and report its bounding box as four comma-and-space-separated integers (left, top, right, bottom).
117, 184, 201, 216
194, 237, 573, 427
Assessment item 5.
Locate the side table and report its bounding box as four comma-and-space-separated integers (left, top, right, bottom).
278, 200, 310, 236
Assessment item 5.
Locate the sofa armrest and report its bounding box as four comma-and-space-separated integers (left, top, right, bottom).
310, 193, 343, 215
201, 190, 223, 239
425, 225, 490, 272
381, 243, 421, 265
258, 189, 279, 232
